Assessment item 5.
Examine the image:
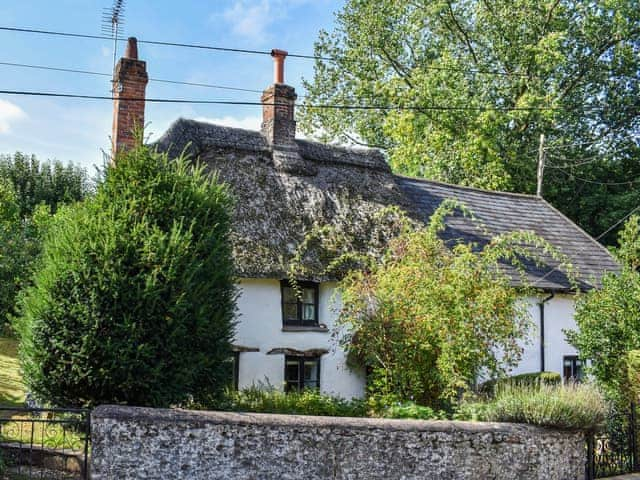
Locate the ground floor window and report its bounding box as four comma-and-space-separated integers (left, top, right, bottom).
285, 355, 320, 392
563, 355, 583, 382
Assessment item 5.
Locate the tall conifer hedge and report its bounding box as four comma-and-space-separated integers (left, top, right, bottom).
14, 145, 236, 407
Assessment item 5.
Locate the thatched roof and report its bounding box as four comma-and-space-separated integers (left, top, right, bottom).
154, 118, 619, 291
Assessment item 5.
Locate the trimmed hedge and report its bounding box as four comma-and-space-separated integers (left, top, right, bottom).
480, 371, 561, 395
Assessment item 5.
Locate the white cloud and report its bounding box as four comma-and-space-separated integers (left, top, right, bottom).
195, 115, 262, 131
219, 0, 318, 43
0, 100, 26, 134
222, 0, 274, 43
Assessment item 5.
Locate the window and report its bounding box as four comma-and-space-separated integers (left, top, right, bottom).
281, 280, 319, 327
284, 355, 320, 392
563, 355, 583, 382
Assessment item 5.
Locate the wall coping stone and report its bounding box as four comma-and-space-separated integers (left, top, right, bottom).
92, 405, 571, 436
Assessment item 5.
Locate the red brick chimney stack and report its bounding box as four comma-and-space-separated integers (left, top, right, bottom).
111, 37, 148, 159
261, 49, 297, 147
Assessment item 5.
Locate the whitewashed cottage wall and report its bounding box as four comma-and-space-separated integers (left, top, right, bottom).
234, 281, 581, 399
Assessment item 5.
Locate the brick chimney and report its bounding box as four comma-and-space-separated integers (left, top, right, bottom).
111, 37, 148, 158
261, 50, 313, 175
261, 49, 297, 147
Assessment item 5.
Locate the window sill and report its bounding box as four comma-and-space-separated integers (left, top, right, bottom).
281, 325, 329, 333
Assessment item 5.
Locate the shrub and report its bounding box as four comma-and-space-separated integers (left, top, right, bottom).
627, 350, 640, 401
215, 387, 367, 417
452, 400, 495, 422
382, 402, 447, 420
14, 145, 236, 408
486, 382, 606, 431
479, 371, 561, 395
567, 216, 640, 406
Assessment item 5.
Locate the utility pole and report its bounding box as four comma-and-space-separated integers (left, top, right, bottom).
537, 133, 546, 198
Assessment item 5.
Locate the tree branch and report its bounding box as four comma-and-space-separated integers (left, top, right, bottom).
445, 1, 479, 65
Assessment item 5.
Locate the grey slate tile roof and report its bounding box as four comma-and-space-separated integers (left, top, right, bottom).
155, 118, 620, 291
397, 177, 620, 291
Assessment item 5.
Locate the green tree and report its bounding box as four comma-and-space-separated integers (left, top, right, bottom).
301, 0, 640, 243
13, 145, 237, 408
0, 154, 89, 331
0, 152, 90, 217
0, 181, 49, 333
336, 202, 559, 408
567, 215, 640, 404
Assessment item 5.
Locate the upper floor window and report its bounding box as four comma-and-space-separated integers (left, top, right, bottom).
281, 280, 319, 327
563, 355, 583, 382
285, 355, 321, 392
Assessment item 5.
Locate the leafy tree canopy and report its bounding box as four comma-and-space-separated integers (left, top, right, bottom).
0, 153, 89, 331
567, 215, 640, 404
0, 152, 91, 217
14, 145, 237, 408
301, 0, 640, 244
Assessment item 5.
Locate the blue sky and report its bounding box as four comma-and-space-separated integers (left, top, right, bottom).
0, 0, 343, 171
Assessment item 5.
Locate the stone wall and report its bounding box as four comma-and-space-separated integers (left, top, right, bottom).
91, 405, 586, 480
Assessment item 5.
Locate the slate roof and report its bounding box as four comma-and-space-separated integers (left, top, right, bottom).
154, 118, 619, 292
397, 177, 620, 291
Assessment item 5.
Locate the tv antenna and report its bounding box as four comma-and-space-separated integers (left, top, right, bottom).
102, 0, 126, 74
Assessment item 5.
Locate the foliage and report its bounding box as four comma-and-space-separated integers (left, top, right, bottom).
301, 0, 640, 244
0, 153, 89, 333
336, 201, 566, 407
13, 145, 237, 408
451, 397, 495, 422
479, 371, 561, 394
212, 386, 367, 417
567, 217, 640, 405
382, 402, 447, 420
0, 336, 25, 407
617, 215, 640, 269
627, 350, 640, 401
485, 382, 606, 431
0, 182, 51, 333
0, 152, 90, 218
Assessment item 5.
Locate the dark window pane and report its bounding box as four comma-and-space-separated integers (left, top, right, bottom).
284, 304, 298, 321
283, 287, 297, 303
302, 288, 315, 304
303, 359, 320, 389
286, 360, 300, 382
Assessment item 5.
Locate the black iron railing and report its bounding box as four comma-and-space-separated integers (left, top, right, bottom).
586, 402, 639, 479
0, 407, 90, 480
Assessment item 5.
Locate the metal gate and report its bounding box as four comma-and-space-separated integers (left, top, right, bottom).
586, 402, 639, 479
0, 407, 89, 480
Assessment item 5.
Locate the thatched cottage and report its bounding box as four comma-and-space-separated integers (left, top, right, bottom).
112, 39, 619, 398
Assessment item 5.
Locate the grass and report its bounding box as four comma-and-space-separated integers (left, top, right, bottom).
0, 337, 24, 408
0, 337, 84, 451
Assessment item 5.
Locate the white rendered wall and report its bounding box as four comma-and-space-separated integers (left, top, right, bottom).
234, 279, 366, 399
509, 294, 579, 377
234, 279, 579, 398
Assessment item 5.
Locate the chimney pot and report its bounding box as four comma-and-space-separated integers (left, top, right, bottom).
124, 37, 139, 60
271, 49, 288, 84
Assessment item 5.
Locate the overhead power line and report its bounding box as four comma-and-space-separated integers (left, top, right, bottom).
554, 166, 640, 186
0, 25, 530, 76
0, 61, 264, 94
0, 26, 316, 59
0, 88, 606, 113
